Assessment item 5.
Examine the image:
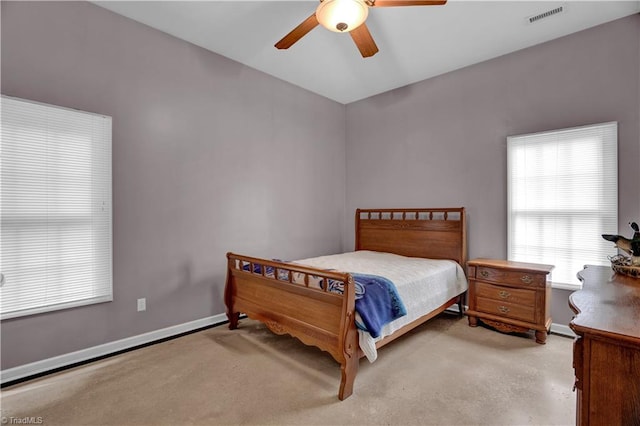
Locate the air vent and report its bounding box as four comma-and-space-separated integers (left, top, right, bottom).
527, 6, 564, 24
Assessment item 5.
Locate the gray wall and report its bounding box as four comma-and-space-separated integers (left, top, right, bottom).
345, 14, 640, 326
2, 2, 638, 370
1, 1, 346, 369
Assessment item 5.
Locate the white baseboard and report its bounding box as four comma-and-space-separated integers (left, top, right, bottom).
1, 313, 228, 385
445, 303, 466, 314
550, 323, 576, 338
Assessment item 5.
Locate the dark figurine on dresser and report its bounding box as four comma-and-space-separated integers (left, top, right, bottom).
602, 221, 640, 266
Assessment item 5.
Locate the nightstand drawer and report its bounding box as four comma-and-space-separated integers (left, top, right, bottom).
476, 282, 536, 306
476, 297, 536, 323
475, 266, 545, 287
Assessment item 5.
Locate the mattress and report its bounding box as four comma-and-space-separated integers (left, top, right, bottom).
294, 250, 468, 362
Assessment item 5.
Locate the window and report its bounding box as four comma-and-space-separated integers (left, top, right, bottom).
1, 96, 112, 319
507, 122, 617, 289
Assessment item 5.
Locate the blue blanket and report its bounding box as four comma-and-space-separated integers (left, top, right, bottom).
351, 273, 407, 338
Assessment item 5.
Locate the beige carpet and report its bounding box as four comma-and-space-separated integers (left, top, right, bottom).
1, 314, 575, 425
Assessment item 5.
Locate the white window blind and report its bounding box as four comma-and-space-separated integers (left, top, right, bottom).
1, 96, 112, 319
507, 122, 617, 288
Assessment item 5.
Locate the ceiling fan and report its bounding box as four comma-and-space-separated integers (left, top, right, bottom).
275, 0, 447, 58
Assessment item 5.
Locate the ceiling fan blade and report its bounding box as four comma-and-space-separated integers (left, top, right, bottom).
275, 13, 319, 50
350, 23, 379, 58
371, 0, 446, 7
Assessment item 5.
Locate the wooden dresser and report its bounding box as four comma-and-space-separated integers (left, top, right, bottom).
466, 259, 554, 344
570, 265, 640, 425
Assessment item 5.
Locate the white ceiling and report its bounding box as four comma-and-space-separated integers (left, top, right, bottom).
94, 1, 640, 104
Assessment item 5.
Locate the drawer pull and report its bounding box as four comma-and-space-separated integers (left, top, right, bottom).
521, 275, 533, 284
498, 306, 510, 314
498, 290, 510, 299
480, 270, 489, 278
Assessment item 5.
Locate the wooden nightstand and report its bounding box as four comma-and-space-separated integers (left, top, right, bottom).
466, 259, 554, 344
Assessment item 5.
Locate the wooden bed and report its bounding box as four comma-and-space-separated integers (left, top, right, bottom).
224, 207, 467, 400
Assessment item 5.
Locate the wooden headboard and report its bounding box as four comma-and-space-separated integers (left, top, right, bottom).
355, 207, 467, 267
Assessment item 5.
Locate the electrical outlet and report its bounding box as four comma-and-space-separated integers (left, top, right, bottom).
137, 298, 146, 312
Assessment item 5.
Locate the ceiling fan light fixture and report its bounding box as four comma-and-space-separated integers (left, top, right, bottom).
316, 0, 369, 33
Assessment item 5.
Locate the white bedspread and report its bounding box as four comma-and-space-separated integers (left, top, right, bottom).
294, 250, 468, 362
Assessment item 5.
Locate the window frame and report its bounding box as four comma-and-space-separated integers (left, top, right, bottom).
0, 95, 113, 319
507, 121, 618, 290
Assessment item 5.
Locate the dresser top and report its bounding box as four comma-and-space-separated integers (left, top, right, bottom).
468, 258, 554, 274
570, 265, 640, 345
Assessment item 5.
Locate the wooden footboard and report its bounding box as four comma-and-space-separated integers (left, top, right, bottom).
225, 253, 360, 400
